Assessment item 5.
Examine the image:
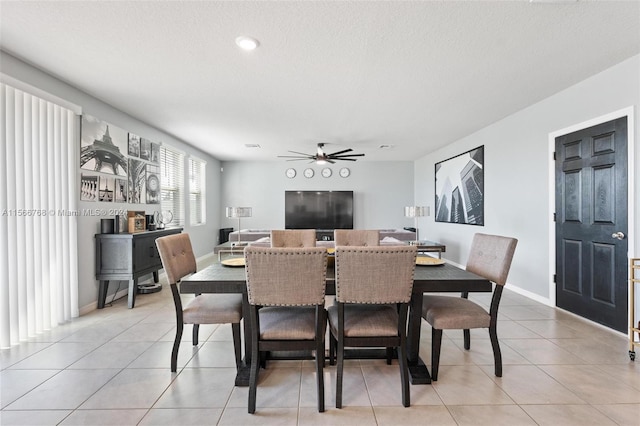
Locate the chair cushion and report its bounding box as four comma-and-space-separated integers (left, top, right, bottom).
327, 304, 399, 337
422, 295, 490, 330
183, 294, 243, 324
259, 306, 319, 340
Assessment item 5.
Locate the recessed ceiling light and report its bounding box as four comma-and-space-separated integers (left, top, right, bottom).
236, 36, 259, 51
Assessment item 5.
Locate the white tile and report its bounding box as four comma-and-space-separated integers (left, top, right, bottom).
153, 367, 237, 408
8, 342, 101, 369
59, 409, 147, 425
0, 369, 59, 409
79, 369, 174, 409
0, 409, 71, 425
139, 408, 224, 425
5, 369, 120, 410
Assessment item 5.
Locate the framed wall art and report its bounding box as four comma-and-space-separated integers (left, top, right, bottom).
434, 145, 484, 226
80, 114, 128, 177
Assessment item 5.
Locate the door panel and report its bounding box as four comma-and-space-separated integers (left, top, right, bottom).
555, 117, 628, 332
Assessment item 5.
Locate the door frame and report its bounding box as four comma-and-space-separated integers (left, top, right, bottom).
547, 106, 635, 334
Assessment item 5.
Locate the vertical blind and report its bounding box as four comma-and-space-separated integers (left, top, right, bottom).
189, 156, 206, 225
160, 145, 185, 226
0, 82, 79, 348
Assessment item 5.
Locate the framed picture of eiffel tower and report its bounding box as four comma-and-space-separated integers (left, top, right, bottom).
80, 115, 128, 177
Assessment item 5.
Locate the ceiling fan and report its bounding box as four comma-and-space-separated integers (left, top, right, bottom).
277, 143, 365, 164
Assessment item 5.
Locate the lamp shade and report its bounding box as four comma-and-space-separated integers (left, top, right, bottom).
404, 206, 429, 218
225, 207, 252, 218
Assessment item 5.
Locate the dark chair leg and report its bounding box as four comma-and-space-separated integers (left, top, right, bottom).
431, 328, 443, 381
316, 335, 325, 412
192, 324, 199, 345
489, 325, 502, 377
329, 334, 336, 366
463, 329, 470, 350
397, 342, 410, 407
232, 322, 242, 369
386, 347, 394, 365
248, 336, 259, 414
171, 321, 184, 373
336, 336, 344, 409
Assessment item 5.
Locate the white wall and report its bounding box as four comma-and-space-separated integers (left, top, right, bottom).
1, 52, 222, 311
220, 161, 415, 232
415, 55, 639, 309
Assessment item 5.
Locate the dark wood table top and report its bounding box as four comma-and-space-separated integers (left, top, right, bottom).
180, 260, 491, 295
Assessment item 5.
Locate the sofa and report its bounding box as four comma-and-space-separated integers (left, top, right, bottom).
227, 228, 417, 245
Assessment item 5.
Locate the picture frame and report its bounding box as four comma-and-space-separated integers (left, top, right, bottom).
80, 114, 128, 177
434, 145, 484, 225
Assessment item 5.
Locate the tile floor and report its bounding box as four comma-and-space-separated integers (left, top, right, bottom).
1, 262, 639, 425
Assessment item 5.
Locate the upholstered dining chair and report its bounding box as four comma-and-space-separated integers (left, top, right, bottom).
156, 233, 243, 372
244, 246, 328, 414
422, 233, 517, 380
270, 229, 317, 247
334, 229, 380, 246
328, 246, 417, 408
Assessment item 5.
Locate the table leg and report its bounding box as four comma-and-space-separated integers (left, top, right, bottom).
235, 292, 252, 386
407, 291, 432, 384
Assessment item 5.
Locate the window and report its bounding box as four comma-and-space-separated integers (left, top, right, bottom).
0, 82, 79, 347
189, 157, 206, 225
160, 145, 185, 226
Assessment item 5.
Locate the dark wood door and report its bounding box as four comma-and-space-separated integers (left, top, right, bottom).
555, 117, 628, 332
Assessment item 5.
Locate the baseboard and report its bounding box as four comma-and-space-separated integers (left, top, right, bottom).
504, 283, 553, 306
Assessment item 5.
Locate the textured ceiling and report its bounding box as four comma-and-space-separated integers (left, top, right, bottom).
1, 1, 639, 162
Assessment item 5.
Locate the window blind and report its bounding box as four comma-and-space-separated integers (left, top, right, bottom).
160, 145, 184, 226
189, 156, 206, 225
0, 82, 79, 348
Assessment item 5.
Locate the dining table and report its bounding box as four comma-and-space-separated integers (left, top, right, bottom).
180, 256, 492, 386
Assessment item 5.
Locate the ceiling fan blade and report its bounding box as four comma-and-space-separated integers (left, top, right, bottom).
332, 153, 365, 158
326, 159, 336, 164
287, 150, 314, 156
277, 155, 312, 159
335, 158, 357, 161
327, 148, 353, 156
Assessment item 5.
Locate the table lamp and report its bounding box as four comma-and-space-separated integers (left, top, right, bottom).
404, 206, 429, 244
226, 207, 252, 245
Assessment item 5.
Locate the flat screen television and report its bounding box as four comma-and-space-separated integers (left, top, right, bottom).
285, 190, 353, 230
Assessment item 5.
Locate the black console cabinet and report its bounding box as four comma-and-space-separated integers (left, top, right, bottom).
95, 228, 182, 309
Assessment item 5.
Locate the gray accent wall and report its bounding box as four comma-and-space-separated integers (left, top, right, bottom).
219, 161, 415, 234
414, 55, 639, 311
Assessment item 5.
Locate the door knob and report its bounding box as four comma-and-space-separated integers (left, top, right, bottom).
611, 232, 625, 240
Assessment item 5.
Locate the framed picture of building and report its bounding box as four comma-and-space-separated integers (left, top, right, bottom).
434, 145, 484, 225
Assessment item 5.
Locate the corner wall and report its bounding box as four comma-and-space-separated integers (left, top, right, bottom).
1, 51, 222, 311
415, 55, 640, 307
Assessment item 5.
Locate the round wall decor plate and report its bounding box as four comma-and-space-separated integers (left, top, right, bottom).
221, 257, 245, 267
416, 257, 445, 266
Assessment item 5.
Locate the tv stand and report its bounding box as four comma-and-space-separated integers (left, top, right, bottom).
316, 230, 334, 241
